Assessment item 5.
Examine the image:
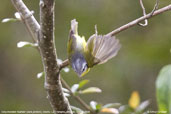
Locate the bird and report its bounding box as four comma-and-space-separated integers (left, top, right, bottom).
67, 19, 121, 77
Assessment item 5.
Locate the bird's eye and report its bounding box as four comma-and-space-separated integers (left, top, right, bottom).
82, 64, 87, 72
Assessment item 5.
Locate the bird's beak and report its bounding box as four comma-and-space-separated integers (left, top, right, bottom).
79, 68, 90, 77
77, 72, 82, 77
75, 71, 82, 77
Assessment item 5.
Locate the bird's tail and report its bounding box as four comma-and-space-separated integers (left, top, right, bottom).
92, 34, 121, 64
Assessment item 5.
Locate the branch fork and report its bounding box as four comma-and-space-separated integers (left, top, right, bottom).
138, 0, 159, 26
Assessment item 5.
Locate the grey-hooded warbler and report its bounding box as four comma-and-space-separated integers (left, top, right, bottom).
67, 19, 121, 77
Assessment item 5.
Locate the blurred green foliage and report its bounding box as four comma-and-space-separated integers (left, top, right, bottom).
0, 0, 171, 112
156, 65, 171, 113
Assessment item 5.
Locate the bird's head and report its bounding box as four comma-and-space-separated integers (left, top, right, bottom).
71, 53, 90, 77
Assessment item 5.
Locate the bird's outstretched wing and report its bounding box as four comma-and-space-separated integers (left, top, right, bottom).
85, 32, 121, 67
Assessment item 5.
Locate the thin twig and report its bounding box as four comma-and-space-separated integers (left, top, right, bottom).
138, 0, 159, 26
106, 4, 171, 37
138, 0, 148, 26
150, 0, 159, 16
59, 59, 69, 70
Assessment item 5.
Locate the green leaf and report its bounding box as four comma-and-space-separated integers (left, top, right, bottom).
96, 103, 102, 111
78, 80, 89, 89
156, 65, 171, 113
90, 101, 102, 111
103, 103, 121, 108
79, 87, 102, 94
2, 18, 18, 23
17, 41, 38, 48
71, 84, 79, 93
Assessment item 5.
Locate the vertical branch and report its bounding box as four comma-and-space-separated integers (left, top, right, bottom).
150, 0, 159, 15
138, 0, 148, 26
39, 0, 72, 113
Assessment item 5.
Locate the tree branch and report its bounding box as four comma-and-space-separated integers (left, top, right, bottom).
11, 0, 72, 113
138, 0, 148, 26
11, 0, 40, 42
59, 59, 69, 70
10, 0, 91, 113
39, 0, 72, 114
150, 0, 159, 16
106, 4, 171, 37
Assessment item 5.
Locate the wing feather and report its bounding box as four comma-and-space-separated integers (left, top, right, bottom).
85, 34, 121, 66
